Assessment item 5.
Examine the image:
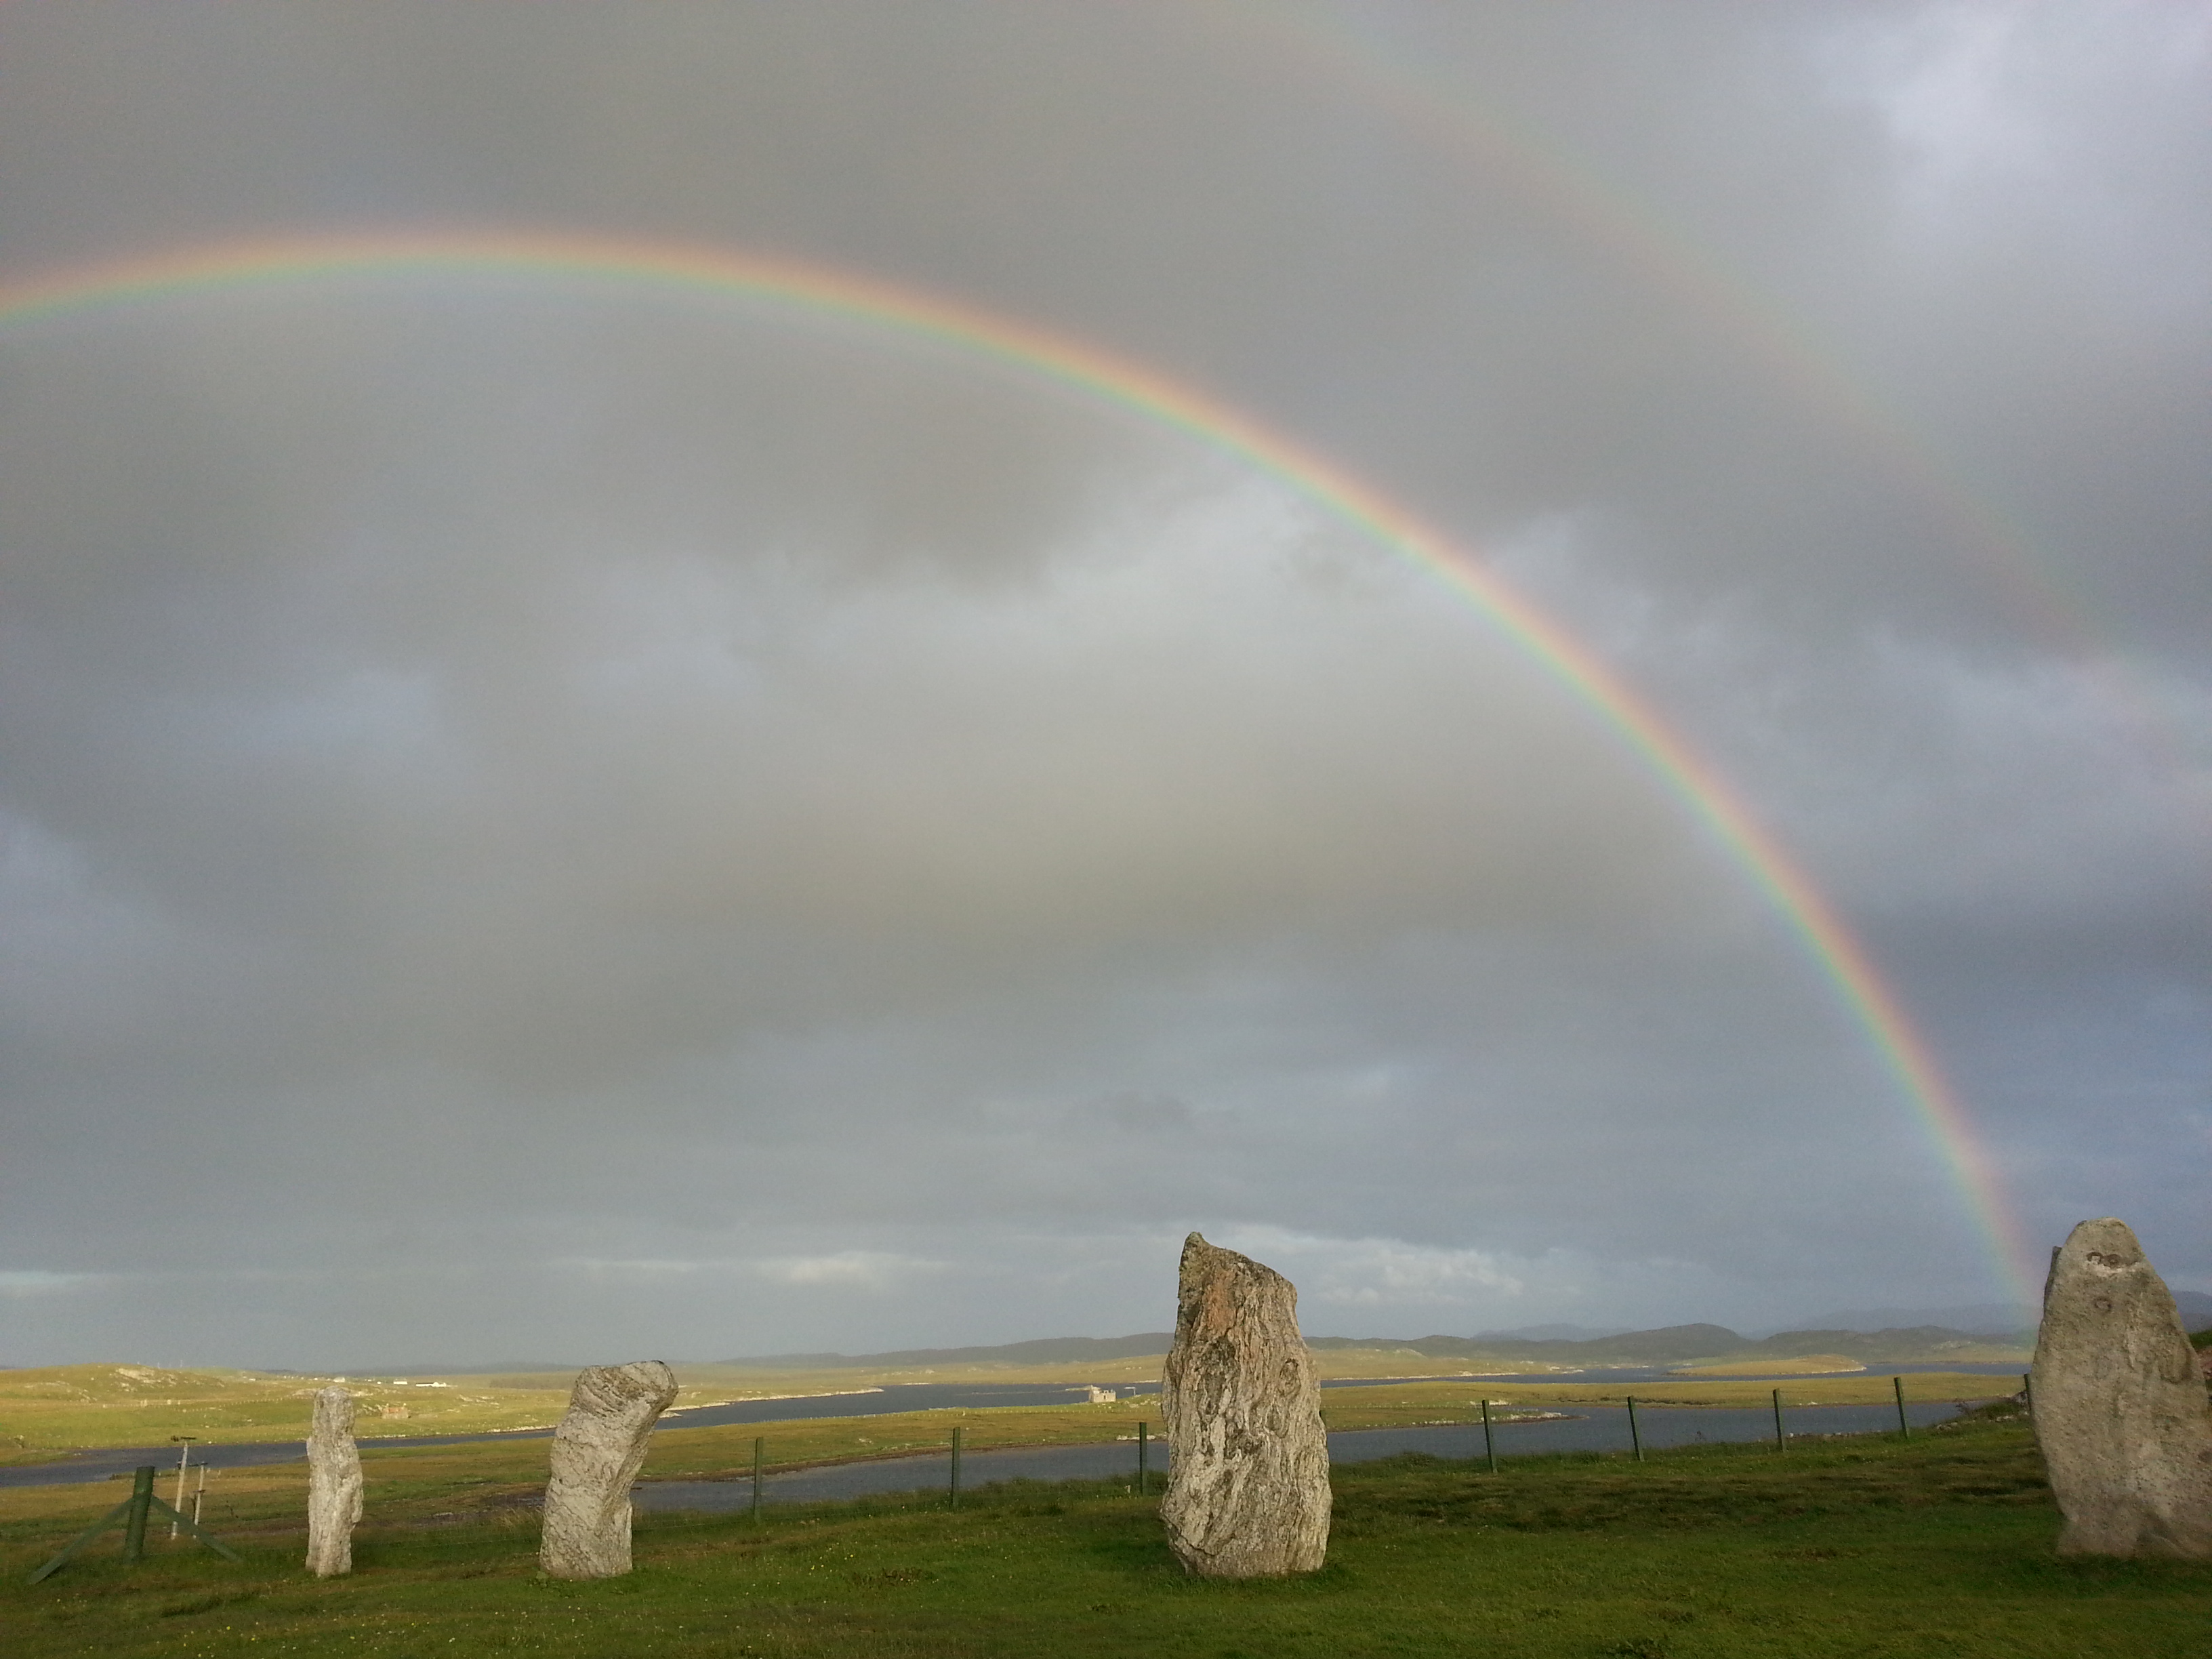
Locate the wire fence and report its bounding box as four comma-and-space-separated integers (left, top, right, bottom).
23, 1374, 2028, 1577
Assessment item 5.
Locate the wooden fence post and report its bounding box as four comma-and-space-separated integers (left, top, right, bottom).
28, 1463, 237, 1584
121, 1466, 153, 1563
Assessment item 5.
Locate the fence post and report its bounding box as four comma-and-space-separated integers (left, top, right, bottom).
27, 1461, 234, 1584
27, 1479, 146, 1584
949, 1425, 962, 1509
1136, 1421, 1148, 1495
2022, 1372, 2032, 1418
1771, 1388, 1786, 1452
752, 1435, 764, 1521
1481, 1399, 1498, 1474
1893, 1375, 1910, 1440
1626, 1395, 1643, 1462
169, 1439, 194, 1540
121, 1465, 155, 1562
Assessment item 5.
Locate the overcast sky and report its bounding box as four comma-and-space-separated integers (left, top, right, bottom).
3, 3, 2207, 1369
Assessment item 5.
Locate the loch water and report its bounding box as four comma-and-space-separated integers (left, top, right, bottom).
632, 1399, 1976, 1511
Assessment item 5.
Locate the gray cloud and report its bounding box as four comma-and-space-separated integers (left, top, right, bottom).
2, 3, 2207, 1366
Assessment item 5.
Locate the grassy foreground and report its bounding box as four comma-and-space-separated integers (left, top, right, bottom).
5, 1410, 2207, 1657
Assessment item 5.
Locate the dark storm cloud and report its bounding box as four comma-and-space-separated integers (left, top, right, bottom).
1, 3, 2206, 1364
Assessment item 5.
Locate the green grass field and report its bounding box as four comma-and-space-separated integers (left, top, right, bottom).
5, 1407, 2207, 1657
0, 1366, 585, 1453
1, 1359, 2024, 1458
0, 1363, 1100, 1455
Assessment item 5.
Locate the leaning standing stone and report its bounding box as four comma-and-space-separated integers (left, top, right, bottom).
305, 1386, 363, 1577
2030, 1217, 2212, 1558
539, 1361, 680, 1578
1160, 1232, 1330, 1576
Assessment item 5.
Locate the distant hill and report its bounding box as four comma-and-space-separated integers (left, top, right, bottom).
1799, 1290, 2209, 1339
325, 1295, 2205, 1378
1303, 1324, 2028, 1366
340, 1293, 2207, 1380
271, 1361, 583, 1378
717, 1318, 2029, 1374
1799, 1303, 2032, 1338
1313, 1322, 2030, 1365
718, 1334, 1176, 1369
1738, 1326, 2028, 1363
1307, 1324, 1750, 1366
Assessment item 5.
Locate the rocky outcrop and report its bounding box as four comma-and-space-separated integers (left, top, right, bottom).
305, 1386, 363, 1577
1160, 1233, 1330, 1576
2030, 1218, 2212, 1557
539, 1361, 680, 1578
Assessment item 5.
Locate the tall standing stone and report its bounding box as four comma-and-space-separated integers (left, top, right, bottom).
2030, 1218, 2212, 1558
1160, 1232, 1330, 1576
539, 1360, 680, 1579
305, 1386, 363, 1577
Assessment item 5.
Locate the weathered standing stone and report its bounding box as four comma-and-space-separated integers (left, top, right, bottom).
539, 1361, 680, 1579
1159, 1232, 1330, 1576
2030, 1218, 2212, 1558
305, 1386, 363, 1577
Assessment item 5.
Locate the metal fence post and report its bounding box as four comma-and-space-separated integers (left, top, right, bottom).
1136, 1420, 1148, 1495
1481, 1399, 1497, 1474
1626, 1395, 1643, 1462
949, 1425, 963, 1509
1771, 1388, 1786, 1452
752, 1435, 764, 1521
169, 1439, 194, 1540
1893, 1375, 1910, 1440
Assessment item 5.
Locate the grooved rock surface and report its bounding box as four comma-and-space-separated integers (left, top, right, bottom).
305, 1387, 363, 1578
2030, 1218, 2212, 1558
1160, 1232, 1330, 1576
539, 1361, 680, 1579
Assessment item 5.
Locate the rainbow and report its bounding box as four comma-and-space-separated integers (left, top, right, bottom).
0, 229, 2036, 1302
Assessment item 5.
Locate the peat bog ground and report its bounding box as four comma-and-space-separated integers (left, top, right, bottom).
5, 1406, 2209, 1658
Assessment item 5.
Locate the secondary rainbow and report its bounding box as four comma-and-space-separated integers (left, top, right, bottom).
1244, 5, 2198, 796
1246, 4, 2092, 644
0, 229, 2037, 1302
